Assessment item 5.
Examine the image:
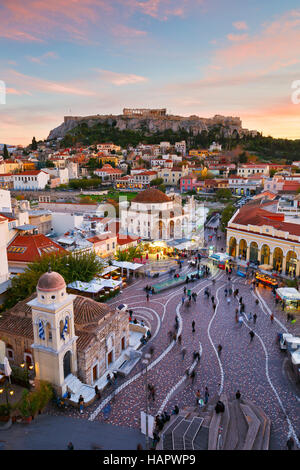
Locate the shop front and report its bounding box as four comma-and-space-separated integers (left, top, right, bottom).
276, 287, 300, 312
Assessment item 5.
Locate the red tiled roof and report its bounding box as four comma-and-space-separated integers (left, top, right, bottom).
13, 170, 48, 176
132, 188, 171, 204
117, 235, 139, 246
231, 205, 300, 236
7, 233, 67, 263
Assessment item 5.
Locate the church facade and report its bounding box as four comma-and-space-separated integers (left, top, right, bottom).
0, 271, 129, 395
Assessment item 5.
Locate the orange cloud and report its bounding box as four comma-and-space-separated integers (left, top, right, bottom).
6, 69, 96, 96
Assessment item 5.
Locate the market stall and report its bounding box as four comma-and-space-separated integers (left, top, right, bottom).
255, 272, 278, 288
276, 287, 300, 311
209, 253, 231, 270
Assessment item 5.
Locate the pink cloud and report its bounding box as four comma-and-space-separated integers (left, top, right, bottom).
210, 9, 300, 75
6, 70, 96, 96
227, 33, 248, 42
97, 69, 148, 86
232, 21, 248, 31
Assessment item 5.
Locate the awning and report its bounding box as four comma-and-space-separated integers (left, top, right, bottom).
101, 265, 120, 276
112, 261, 143, 271
276, 287, 300, 301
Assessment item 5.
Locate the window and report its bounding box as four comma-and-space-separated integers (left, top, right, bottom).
6, 345, 14, 360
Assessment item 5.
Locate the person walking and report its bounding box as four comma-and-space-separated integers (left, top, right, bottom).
182, 296, 185, 306
190, 370, 196, 384
227, 297, 231, 305
286, 437, 294, 450
94, 385, 101, 400
235, 390, 241, 400
177, 334, 182, 345
78, 394, 84, 414
270, 313, 274, 323
253, 313, 257, 324
192, 320, 195, 333
211, 295, 215, 304
195, 389, 201, 405
212, 303, 216, 311
249, 330, 255, 342
146, 292, 149, 302
238, 315, 243, 326
248, 312, 253, 322
204, 386, 209, 404
181, 347, 186, 360
217, 344, 222, 355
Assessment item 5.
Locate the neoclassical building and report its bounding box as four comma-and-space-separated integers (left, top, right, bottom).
226, 203, 300, 276
120, 188, 195, 240
0, 271, 129, 396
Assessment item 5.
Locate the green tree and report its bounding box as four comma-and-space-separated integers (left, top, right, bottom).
115, 246, 142, 262
3, 144, 9, 159
220, 204, 236, 232
216, 188, 232, 201
45, 160, 55, 168
4, 251, 103, 309
150, 177, 164, 187
238, 151, 248, 163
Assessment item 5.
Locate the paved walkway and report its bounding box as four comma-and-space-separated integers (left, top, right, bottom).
0, 415, 144, 450
45, 228, 300, 450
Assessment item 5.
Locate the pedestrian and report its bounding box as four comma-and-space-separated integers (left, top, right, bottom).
195, 389, 201, 405
249, 330, 255, 342
151, 386, 155, 402
177, 334, 182, 345
78, 394, 84, 414
211, 295, 215, 304
181, 347, 186, 360
286, 437, 294, 450
227, 297, 231, 305
94, 385, 101, 400
238, 315, 243, 326
217, 344, 222, 355
212, 303, 216, 311
235, 390, 241, 400
239, 296, 243, 304
204, 386, 209, 404
248, 312, 253, 322
146, 293, 149, 302
255, 299, 259, 306
67, 442, 74, 450
190, 370, 196, 384
182, 296, 185, 306
184, 287, 187, 295
192, 320, 195, 333
270, 313, 274, 323
253, 313, 257, 324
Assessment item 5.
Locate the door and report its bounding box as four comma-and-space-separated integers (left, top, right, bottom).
63, 351, 71, 378
121, 337, 125, 351
92, 365, 97, 382
107, 351, 113, 366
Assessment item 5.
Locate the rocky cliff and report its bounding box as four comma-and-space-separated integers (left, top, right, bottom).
47, 112, 255, 140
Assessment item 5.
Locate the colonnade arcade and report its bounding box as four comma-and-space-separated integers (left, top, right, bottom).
227, 235, 299, 276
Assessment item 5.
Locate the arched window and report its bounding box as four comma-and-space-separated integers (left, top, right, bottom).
6, 344, 14, 361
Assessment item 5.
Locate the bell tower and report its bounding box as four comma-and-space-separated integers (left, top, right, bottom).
28, 269, 77, 395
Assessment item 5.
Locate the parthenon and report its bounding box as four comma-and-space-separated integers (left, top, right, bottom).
123, 108, 167, 117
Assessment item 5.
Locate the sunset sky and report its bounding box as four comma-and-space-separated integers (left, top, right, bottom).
1, 0, 300, 145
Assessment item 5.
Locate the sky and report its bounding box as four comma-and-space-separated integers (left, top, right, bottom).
0, 0, 300, 145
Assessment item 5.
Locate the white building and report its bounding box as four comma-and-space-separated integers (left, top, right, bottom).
120, 188, 194, 240
0, 189, 12, 212
50, 212, 84, 237
13, 170, 50, 190
66, 161, 78, 180
44, 167, 69, 185
175, 141, 186, 155
209, 142, 222, 152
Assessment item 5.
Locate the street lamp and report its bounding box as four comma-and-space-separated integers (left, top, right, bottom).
0, 379, 14, 406
142, 352, 151, 450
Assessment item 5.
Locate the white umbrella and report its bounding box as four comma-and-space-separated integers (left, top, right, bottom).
3, 356, 12, 379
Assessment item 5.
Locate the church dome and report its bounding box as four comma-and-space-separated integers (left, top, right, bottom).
132, 188, 171, 204
37, 271, 66, 292
73, 296, 111, 325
